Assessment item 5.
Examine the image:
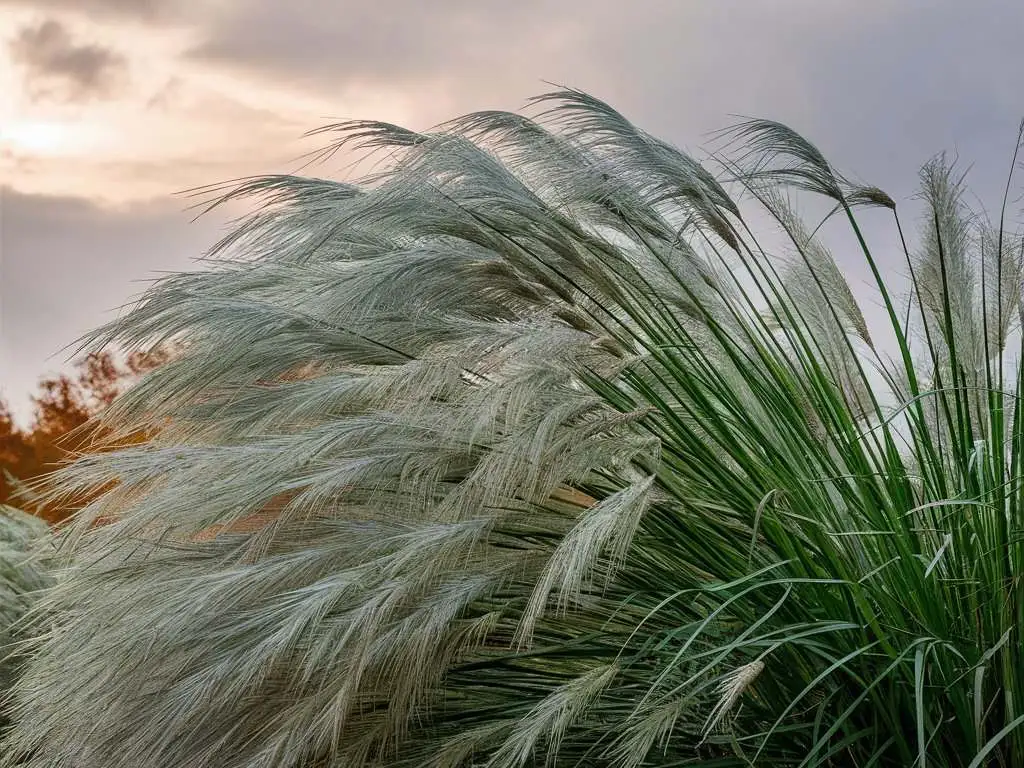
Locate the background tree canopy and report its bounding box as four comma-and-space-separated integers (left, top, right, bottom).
0, 346, 174, 523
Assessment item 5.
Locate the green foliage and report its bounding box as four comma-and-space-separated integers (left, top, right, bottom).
3, 91, 1024, 766
0, 502, 52, 724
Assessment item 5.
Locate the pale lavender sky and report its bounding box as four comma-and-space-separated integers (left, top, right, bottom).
2, 0, 1023, 424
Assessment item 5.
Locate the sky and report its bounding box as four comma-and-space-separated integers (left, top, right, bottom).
2, 0, 1024, 425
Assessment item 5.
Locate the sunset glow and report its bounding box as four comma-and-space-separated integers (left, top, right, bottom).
1, 119, 86, 155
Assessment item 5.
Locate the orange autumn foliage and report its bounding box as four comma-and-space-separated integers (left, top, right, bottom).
0, 347, 174, 524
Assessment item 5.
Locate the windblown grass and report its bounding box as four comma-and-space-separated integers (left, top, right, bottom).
3, 90, 1024, 767
0, 500, 52, 727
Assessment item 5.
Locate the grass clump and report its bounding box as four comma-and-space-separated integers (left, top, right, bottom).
3, 91, 1024, 767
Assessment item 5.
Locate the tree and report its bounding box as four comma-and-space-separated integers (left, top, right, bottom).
0, 347, 174, 522
3, 91, 1024, 766
0, 407, 32, 510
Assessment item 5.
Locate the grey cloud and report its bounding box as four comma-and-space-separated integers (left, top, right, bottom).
0, 188, 221, 423
188, 0, 541, 77
186, 0, 591, 110
632, 1, 1022, 202
183, 0, 1024, 205
8, 19, 127, 102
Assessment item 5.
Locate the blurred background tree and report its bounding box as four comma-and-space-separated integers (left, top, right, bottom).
0, 346, 174, 524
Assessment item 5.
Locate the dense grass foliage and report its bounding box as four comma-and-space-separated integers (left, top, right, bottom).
0, 503, 52, 727
4, 91, 1024, 766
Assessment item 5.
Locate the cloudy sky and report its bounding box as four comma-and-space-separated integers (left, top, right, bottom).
2, 0, 1023, 424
